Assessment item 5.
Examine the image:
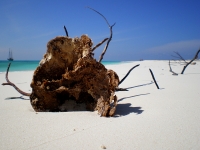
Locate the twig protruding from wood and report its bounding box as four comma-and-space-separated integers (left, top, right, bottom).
149, 69, 159, 89
181, 49, 200, 74
87, 6, 115, 62
169, 60, 178, 75
98, 23, 115, 62
2, 63, 31, 96
119, 64, 140, 85
91, 38, 109, 52
64, 25, 68, 37
115, 87, 128, 91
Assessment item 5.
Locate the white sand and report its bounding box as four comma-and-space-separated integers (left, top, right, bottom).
0, 60, 200, 150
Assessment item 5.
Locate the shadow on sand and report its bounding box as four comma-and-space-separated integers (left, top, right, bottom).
4, 87, 150, 117
114, 93, 150, 117
116, 82, 153, 92
114, 103, 144, 117
5, 96, 29, 100
125, 82, 153, 90
118, 93, 150, 102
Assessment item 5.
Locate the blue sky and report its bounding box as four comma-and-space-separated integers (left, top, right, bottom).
0, 0, 199, 61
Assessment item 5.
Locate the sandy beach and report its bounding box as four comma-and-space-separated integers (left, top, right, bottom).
0, 60, 200, 150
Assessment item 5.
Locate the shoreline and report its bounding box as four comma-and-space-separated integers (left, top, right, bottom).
0, 60, 200, 149
1, 59, 199, 73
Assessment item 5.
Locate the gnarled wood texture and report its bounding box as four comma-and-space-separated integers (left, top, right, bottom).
30, 35, 119, 116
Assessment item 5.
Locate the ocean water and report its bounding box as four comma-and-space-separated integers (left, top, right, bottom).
0, 60, 121, 72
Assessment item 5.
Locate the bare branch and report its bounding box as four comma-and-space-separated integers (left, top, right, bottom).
64, 26, 68, 37
99, 23, 115, 62
169, 60, 178, 75
87, 6, 110, 27
87, 6, 115, 62
119, 64, 140, 85
181, 49, 200, 74
91, 38, 109, 52
2, 63, 31, 96
174, 51, 187, 63
149, 69, 159, 89
171, 54, 182, 60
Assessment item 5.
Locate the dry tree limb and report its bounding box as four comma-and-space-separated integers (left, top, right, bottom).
181, 49, 200, 74
171, 51, 187, 64
98, 23, 115, 62
149, 69, 159, 89
64, 25, 68, 37
119, 64, 140, 85
91, 38, 109, 52
2, 63, 31, 96
87, 6, 115, 62
169, 60, 178, 75
175, 51, 186, 62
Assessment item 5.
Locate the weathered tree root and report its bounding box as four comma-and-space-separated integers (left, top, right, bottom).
1, 8, 141, 117
29, 35, 120, 116
2, 35, 120, 116
2, 51, 139, 117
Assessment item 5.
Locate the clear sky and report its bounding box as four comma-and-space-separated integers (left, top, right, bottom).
0, 0, 199, 61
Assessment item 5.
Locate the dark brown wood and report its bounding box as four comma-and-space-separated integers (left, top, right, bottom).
2, 63, 31, 96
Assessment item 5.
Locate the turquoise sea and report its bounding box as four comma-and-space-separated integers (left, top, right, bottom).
0, 60, 121, 72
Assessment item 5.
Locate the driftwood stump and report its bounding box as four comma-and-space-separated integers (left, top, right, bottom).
2, 8, 140, 117
30, 35, 119, 116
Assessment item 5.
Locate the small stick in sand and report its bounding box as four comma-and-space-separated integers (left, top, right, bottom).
119, 64, 140, 85
149, 69, 159, 89
169, 60, 178, 75
181, 49, 200, 74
